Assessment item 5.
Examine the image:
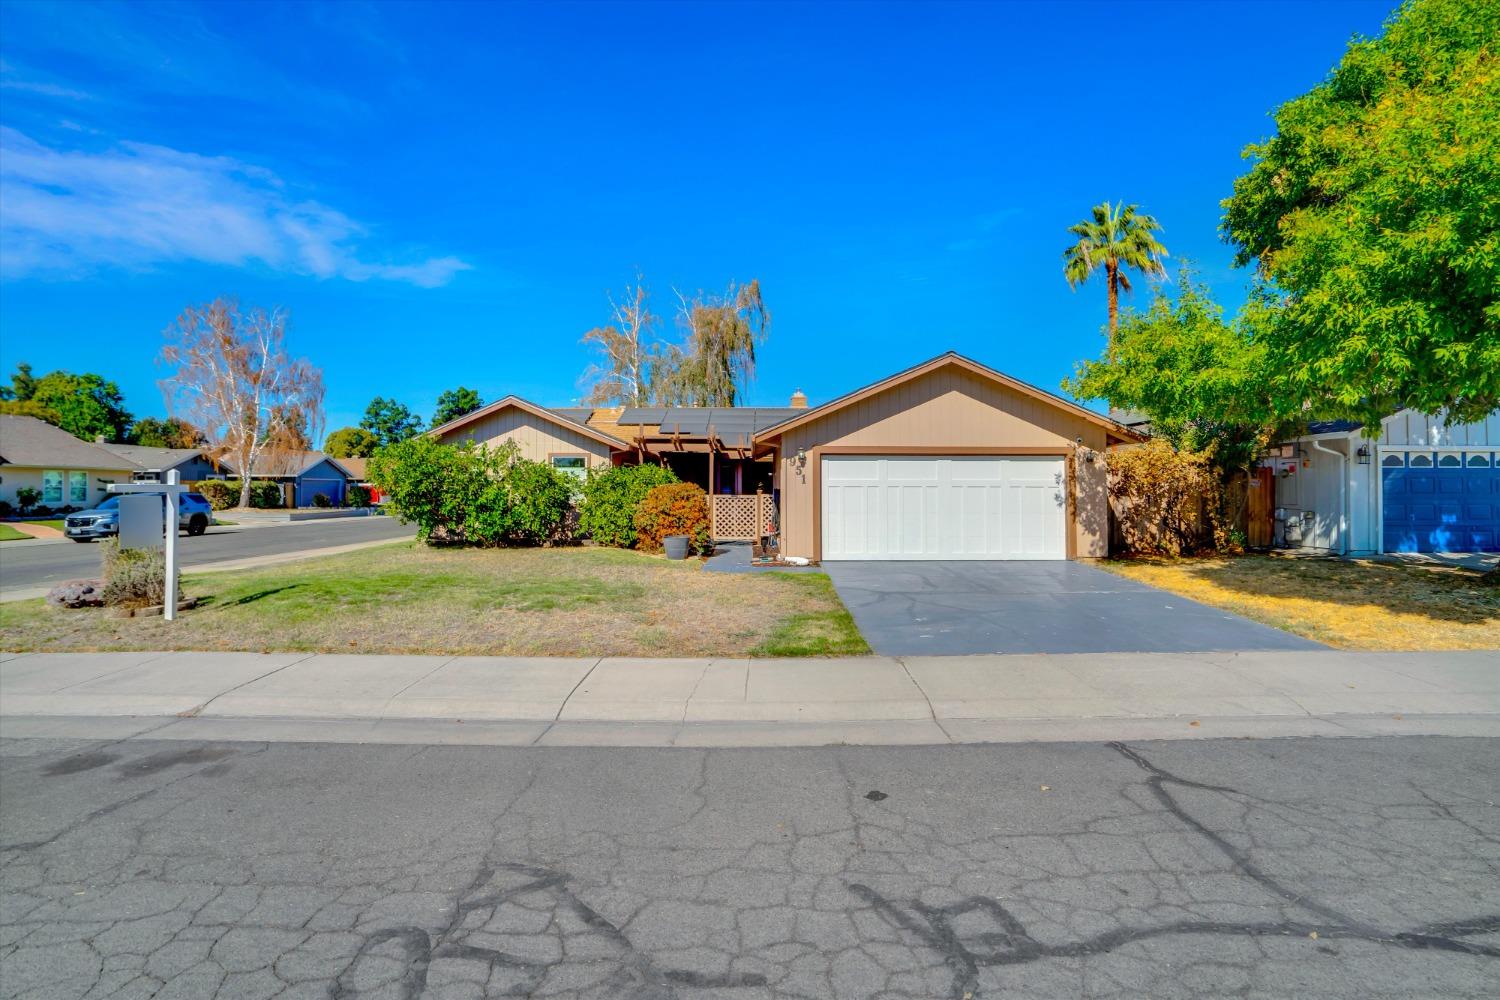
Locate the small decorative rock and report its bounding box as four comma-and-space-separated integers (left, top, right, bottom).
47, 579, 105, 609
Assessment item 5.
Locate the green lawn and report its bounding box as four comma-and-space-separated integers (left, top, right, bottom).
0, 542, 870, 658
0, 524, 32, 542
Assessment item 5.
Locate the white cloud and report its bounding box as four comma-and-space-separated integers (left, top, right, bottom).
0, 128, 471, 287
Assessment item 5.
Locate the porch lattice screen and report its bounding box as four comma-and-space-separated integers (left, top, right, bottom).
711, 494, 775, 541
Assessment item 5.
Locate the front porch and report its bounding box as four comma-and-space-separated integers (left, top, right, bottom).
657, 453, 776, 542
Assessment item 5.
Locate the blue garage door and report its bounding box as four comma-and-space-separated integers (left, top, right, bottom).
1382, 451, 1499, 552
296, 478, 346, 507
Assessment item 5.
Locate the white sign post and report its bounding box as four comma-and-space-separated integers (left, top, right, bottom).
108, 469, 184, 621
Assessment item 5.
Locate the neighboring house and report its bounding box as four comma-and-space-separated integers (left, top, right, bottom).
220, 451, 356, 507
430, 396, 632, 481
99, 444, 219, 484
0, 414, 138, 509
1268, 409, 1500, 554
333, 456, 381, 503
434, 352, 1142, 559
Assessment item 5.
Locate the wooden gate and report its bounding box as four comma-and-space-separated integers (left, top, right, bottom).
1247, 465, 1275, 548
711, 493, 775, 541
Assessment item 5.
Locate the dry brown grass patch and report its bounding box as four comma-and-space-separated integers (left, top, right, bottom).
1101, 554, 1499, 650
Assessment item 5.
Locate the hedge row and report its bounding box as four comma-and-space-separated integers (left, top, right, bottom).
367, 440, 714, 554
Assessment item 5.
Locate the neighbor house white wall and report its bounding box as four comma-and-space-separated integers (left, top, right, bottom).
1281, 408, 1500, 555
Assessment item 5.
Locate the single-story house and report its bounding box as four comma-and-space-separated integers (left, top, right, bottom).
219, 451, 356, 507
99, 443, 219, 484
1267, 409, 1500, 554
331, 456, 381, 503
0, 414, 137, 509
432, 352, 1143, 560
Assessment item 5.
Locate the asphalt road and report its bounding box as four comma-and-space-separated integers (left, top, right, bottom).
1, 735, 1495, 999
0, 516, 417, 593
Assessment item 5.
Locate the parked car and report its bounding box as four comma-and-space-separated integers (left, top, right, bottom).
64, 492, 214, 542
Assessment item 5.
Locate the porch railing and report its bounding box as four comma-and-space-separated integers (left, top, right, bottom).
711, 493, 775, 542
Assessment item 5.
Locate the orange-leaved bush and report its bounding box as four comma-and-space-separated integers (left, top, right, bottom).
633, 482, 712, 554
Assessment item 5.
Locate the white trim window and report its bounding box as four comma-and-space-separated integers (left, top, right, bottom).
550, 455, 588, 482
41, 469, 63, 504
68, 471, 88, 503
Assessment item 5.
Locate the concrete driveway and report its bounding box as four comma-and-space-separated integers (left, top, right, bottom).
823, 560, 1325, 655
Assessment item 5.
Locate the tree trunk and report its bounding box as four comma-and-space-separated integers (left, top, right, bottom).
1106, 262, 1119, 343
237, 459, 253, 509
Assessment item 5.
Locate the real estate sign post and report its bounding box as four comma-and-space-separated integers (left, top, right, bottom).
107, 469, 183, 621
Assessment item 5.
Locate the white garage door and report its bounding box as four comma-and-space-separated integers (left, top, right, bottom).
821, 455, 1067, 560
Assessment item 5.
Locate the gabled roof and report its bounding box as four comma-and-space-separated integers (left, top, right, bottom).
753, 352, 1146, 443
220, 450, 354, 478
336, 456, 370, 480
0, 414, 140, 470
427, 395, 629, 450
99, 444, 206, 472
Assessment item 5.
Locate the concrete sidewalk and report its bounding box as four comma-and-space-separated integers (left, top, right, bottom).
2, 648, 1496, 746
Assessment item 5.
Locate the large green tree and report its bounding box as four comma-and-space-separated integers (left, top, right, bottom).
130, 417, 206, 449
0, 399, 61, 425
0, 363, 38, 402
1063, 202, 1169, 341
1221, 0, 1499, 427
324, 426, 379, 458
1065, 272, 1291, 475
359, 397, 424, 447
432, 386, 484, 427
31, 371, 132, 442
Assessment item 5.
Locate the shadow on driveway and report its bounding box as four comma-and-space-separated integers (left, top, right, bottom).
823, 561, 1326, 655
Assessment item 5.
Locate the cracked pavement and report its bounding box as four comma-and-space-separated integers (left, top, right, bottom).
1, 736, 1496, 998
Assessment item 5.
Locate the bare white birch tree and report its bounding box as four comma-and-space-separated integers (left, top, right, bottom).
159, 299, 325, 509
579, 276, 667, 406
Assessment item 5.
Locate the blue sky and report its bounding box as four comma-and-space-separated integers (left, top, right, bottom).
0, 0, 1392, 435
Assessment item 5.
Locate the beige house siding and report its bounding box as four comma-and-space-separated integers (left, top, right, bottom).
433, 406, 616, 468
772, 366, 1111, 560
0, 466, 135, 508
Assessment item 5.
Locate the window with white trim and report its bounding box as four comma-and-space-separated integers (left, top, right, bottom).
550, 455, 588, 481
1381, 453, 1404, 468
68, 471, 88, 503
41, 469, 63, 503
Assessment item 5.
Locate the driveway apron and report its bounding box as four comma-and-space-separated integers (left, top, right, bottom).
823, 560, 1326, 655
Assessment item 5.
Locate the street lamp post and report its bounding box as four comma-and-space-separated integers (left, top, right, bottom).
107, 469, 185, 621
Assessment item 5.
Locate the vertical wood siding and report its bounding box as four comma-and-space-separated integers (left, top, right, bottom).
774, 367, 1110, 559
436, 407, 615, 467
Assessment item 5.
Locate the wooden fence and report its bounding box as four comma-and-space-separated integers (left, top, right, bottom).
711, 493, 776, 541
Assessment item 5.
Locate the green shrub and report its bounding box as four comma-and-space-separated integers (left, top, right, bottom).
194, 480, 237, 510
0, 500, 13, 518
634, 482, 712, 554
192, 479, 283, 509
99, 538, 180, 609
504, 459, 576, 544
345, 484, 372, 508
15, 487, 41, 514
367, 437, 574, 546
578, 463, 679, 547
312, 492, 332, 508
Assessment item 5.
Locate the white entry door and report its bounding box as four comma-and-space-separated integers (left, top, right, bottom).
821, 455, 1067, 560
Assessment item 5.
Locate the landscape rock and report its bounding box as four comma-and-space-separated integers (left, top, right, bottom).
46, 579, 105, 609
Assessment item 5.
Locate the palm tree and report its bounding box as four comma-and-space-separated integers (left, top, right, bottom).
1063, 202, 1169, 342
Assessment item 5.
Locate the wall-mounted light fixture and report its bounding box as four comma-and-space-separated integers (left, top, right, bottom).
1356, 444, 1371, 465
794, 448, 808, 474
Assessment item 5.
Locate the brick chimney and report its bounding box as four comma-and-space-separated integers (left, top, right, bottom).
789, 389, 808, 409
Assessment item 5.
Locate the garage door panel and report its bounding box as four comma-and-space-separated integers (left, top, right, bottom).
1382, 452, 1500, 553
822, 455, 1065, 561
